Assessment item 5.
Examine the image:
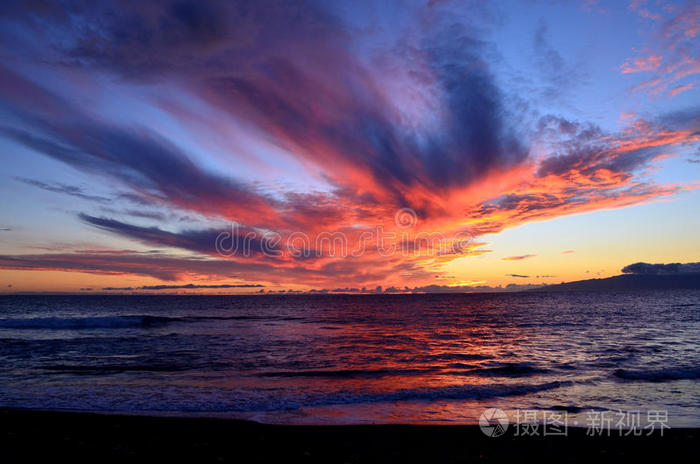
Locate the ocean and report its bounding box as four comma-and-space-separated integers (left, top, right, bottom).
0, 292, 698, 426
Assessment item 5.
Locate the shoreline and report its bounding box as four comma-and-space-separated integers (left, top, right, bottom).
1, 409, 697, 463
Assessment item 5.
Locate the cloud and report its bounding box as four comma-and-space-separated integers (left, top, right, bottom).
305, 282, 547, 294
16, 177, 111, 203
0, 251, 278, 282
624, 2, 700, 97
621, 262, 700, 275
0, 122, 279, 229
466, 112, 697, 235
408, 283, 544, 293
506, 274, 530, 278
78, 213, 277, 257
532, 18, 583, 100
620, 55, 663, 74
138, 283, 263, 290
0, 2, 527, 218
0, 249, 434, 286
668, 82, 695, 97
561, 250, 575, 254
16, 178, 173, 221
502, 254, 536, 261
98, 208, 168, 222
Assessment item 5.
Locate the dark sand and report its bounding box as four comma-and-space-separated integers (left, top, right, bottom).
0, 409, 696, 463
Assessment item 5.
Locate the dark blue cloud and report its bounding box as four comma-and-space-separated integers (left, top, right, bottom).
622, 262, 700, 275
138, 283, 263, 290
0, 65, 277, 225
16, 177, 111, 203
78, 213, 278, 257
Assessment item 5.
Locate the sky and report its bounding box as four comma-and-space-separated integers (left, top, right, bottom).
0, 0, 698, 293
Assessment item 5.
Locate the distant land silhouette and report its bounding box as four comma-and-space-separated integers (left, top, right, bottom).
537, 262, 700, 292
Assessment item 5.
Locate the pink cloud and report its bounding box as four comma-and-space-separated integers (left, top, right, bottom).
620, 55, 663, 74
668, 82, 695, 96
623, 2, 699, 97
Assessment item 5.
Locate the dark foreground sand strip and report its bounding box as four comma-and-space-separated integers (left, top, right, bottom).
0, 409, 696, 463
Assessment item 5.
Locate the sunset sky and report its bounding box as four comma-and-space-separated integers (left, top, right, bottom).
0, 0, 698, 293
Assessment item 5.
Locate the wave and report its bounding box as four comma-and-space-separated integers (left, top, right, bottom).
304, 380, 571, 408
0, 380, 573, 413
182, 315, 305, 322
427, 353, 491, 361
258, 362, 552, 379
0, 316, 174, 329
257, 368, 434, 379
0, 314, 303, 330
470, 362, 551, 377
613, 367, 700, 382
535, 404, 608, 414
43, 363, 191, 373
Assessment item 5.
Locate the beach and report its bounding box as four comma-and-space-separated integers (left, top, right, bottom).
1, 409, 696, 463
